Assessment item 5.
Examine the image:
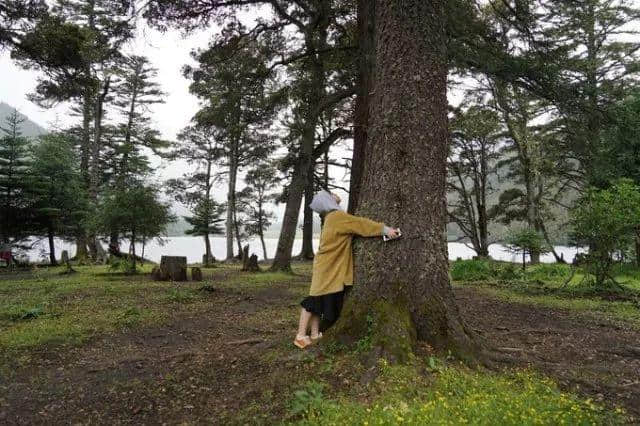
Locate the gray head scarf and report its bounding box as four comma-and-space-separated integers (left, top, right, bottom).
309, 190, 342, 215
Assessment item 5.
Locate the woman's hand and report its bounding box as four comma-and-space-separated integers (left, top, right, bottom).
384, 226, 401, 239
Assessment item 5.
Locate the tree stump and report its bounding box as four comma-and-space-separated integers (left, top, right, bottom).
245, 254, 261, 272
191, 267, 203, 281
241, 245, 250, 270
241, 245, 260, 272
151, 266, 168, 281
60, 250, 76, 274
160, 256, 187, 281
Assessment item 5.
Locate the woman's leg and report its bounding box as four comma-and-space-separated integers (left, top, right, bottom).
310, 315, 321, 339
297, 308, 313, 338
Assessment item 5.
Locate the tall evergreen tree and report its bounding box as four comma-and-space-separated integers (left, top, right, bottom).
0, 109, 34, 247
238, 162, 279, 261
447, 104, 502, 258
30, 133, 86, 265
185, 23, 284, 261
107, 54, 167, 253
13, 0, 134, 260
334, 0, 478, 361
166, 125, 223, 266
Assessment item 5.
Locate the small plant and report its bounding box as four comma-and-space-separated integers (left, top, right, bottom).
355, 314, 375, 353
289, 381, 325, 417
166, 287, 196, 303
108, 256, 136, 274
505, 228, 550, 271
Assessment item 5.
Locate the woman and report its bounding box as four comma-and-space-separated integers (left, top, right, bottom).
294, 190, 400, 349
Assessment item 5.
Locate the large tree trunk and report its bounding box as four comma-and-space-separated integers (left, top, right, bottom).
75, 233, 89, 261
204, 233, 212, 266
225, 152, 237, 261
271, 148, 312, 271
233, 204, 243, 259
348, 0, 375, 214
332, 0, 478, 363
48, 224, 57, 266
298, 168, 315, 260
271, 80, 323, 271
260, 230, 268, 261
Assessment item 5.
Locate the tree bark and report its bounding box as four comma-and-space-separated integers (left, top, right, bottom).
225, 147, 238, 261
259, 229, 268, 261
204, 233, 212, 266
298, 167, 315, 260
636, 229, 640, 267
348, 0, 375, 214
331, 0, 479, 363
47, 224, 57, 266
271, 4, 330, 272
233, 203, 243, 259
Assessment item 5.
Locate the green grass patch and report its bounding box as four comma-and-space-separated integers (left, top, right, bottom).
292, 360, 627, 425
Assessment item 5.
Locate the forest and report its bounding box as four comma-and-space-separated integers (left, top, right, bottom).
1, 0, 640, 424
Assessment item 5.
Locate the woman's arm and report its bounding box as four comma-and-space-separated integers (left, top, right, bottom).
335, 212, 390, 237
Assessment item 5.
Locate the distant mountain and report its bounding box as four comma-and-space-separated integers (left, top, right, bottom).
0, 102, 47, 137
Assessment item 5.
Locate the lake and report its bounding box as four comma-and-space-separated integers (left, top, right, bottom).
26, 236, 582, 265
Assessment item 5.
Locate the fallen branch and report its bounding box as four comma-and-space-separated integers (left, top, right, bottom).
226, 338, 263, 346
496, 347, 525, 353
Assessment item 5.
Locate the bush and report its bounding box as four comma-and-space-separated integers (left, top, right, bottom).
570, 179, 640, 287
450, 259, 493, 281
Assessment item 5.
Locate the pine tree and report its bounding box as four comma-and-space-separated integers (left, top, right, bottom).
186, 23, 284, 261
447, 104, 503, 258
238, 162, 279, 261
0, 109, 34, 247
106, 55, 167, 253
166, 125, 224, 266
30, 133, 86, 265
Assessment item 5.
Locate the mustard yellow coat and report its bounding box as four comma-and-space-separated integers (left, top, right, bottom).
309, 210, 384, 297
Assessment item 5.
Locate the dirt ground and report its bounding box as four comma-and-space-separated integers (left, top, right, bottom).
1, 273, 639, 425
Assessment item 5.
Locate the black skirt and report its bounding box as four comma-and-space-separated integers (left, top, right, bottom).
301, 286, 352, 332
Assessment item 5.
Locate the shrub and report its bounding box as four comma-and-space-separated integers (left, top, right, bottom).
450, 259, 493, 281
570, 179, 640, 287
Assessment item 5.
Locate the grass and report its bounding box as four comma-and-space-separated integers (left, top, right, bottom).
0, 260, 635, 424
291, 358, 627, 425
0, 262, 306, 354
450, 259, 640, 327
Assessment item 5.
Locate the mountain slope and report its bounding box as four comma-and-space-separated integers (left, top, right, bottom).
0, 102, 47, 137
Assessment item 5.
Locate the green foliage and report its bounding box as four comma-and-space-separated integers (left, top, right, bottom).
109, 55, 168, 182
289, 381, 326, 417
505, 228, 549, 270
95, 184, 174, 271
292, 363, 622, 425
571, 179, 640, 287
238, 162, 278, 243
448, 104, 503, 256
450, 259, 494, 281
0, 109, 36, 246
30, 132, 87, 243
183, 198, 225, 238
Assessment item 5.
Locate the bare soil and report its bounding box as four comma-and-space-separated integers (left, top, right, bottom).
1, 275, 638, 424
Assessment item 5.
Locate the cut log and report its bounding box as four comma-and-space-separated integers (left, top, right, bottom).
151, 266, 168, 281
160, 256, 187, 281
241, 245, 250, 270
191, 267, 203, 281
